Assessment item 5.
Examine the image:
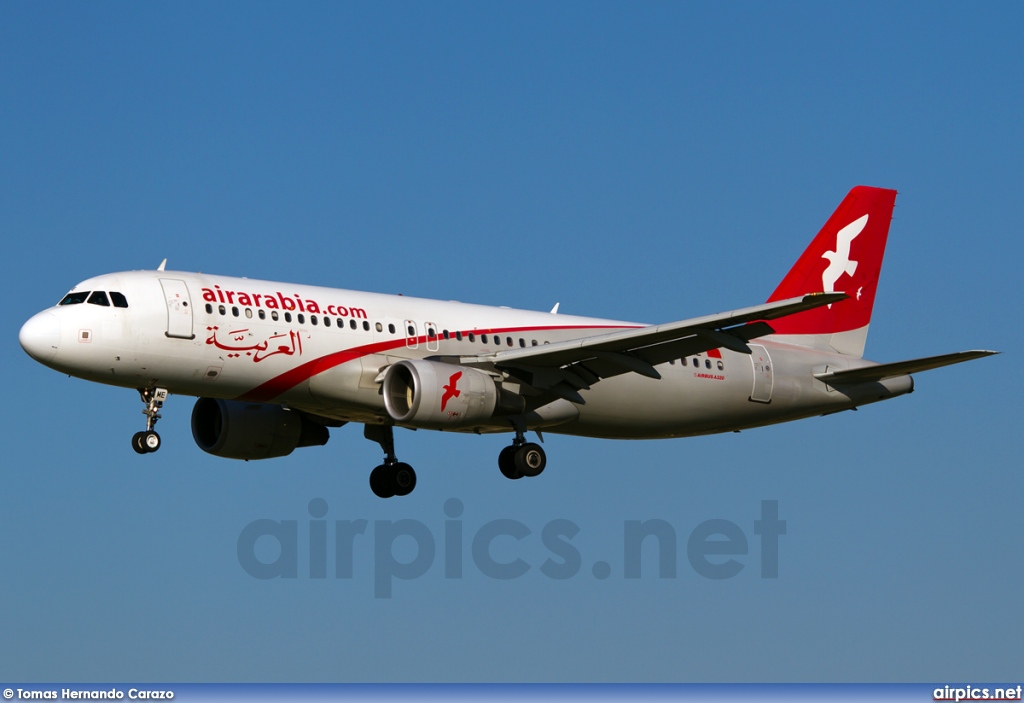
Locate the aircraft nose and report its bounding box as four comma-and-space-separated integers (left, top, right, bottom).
20, 311, 61, 364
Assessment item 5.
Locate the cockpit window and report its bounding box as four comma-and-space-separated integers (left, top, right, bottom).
59, 291, 90, 306
87, 291, 110, 307
110, 291, 129, 308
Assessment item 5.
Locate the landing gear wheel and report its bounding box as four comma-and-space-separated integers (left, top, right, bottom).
369, 462, 417, 498
132, 430, 161, 454
515, 442, 546, 477
132, 432, 148, 454
391, 462, 417, 497
142, 431, 161, 453
370, 464, 395, 498
364, 424, 417, 498
498, 445, 522, 480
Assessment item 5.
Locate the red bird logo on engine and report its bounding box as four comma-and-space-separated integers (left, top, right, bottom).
440, 371, 462, 411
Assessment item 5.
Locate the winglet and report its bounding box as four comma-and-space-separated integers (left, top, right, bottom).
157, 259, 167, 272
550, 303, 560, 314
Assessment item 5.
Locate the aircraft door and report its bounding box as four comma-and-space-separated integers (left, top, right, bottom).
748, 343, 773, 403
159, 278, 195, 339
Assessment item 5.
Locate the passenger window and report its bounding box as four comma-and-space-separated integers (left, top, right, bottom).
519, 338, 525, 348
455, 331, 463, 341
481, 334, 488, 344
245, 308, 253, 319
271, 311, 279, 321
60, 291, 90, 306
376, 322, 383, 333
350, 319, 357, 330
468, 333, 476, 342
363, 321, 370, 331
692, 358, 699, 367
324, 317, 331, 327
205, 303, 213, 314
717, 360, 725, 371
219, 305, 226, 315
258, 310, 266, 320
507, 337, 513, 347
388, 323, 396, 334
284, 312, 292, 322
232, 306, 239, 317
297, 313, 305, 324
110, 292, 129, 308
87, 291, 110, 306
705, 359, 711, 369
310, 315, 317, 326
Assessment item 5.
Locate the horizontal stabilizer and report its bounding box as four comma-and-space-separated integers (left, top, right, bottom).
815, 350, 998, 384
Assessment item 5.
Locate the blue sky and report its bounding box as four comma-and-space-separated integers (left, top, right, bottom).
1, 1, 1020, 683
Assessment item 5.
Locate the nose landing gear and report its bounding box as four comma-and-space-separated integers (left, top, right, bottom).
132, 387, 167, 454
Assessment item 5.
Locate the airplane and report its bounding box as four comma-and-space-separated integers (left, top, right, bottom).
18, 186, 996, 498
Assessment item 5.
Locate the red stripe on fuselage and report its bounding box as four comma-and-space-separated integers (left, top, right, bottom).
236, 323, 638, 403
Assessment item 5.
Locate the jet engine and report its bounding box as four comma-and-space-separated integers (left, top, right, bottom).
382, 359, 524, 430
191, 397, 329, 460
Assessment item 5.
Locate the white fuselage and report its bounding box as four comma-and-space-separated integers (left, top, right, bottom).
20, 269, 911, 441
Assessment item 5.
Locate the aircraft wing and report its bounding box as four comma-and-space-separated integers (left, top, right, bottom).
814, 350, 999, 384
447, 293, 845, 403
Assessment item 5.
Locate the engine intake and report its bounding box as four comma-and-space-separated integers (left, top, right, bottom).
383, 359, 523, 429
191, 397, 329, 460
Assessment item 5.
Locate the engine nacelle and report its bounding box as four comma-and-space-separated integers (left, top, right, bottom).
383, 359, 522, 429
191, 397, 329, 460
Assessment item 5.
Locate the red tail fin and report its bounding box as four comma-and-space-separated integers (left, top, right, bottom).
766, 186, 897, 354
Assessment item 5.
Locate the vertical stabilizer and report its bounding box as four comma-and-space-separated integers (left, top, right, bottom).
766, 186, 897, 357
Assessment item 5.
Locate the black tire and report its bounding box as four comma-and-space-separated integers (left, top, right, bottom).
515, 442, 546, 477
369, 465, 395, 498
143, 431, 161, 453
132, 432, 148, 455
391, 462, 417, 497
498, 445, 521, 480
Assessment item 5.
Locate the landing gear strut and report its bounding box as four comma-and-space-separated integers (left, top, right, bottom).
498, 426, 546, 480
364, 424, 417, 498
132, 387, 167, 454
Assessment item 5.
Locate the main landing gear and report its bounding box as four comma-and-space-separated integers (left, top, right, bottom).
361, 423, 546, 498
498, 428, 546, 480
364, 424, 417, 498
132, 387, 167, 455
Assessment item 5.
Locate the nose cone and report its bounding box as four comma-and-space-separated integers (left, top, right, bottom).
20, 311, 61, 364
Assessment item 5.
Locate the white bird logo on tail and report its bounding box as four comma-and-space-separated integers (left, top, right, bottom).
822, 214, 868, 307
